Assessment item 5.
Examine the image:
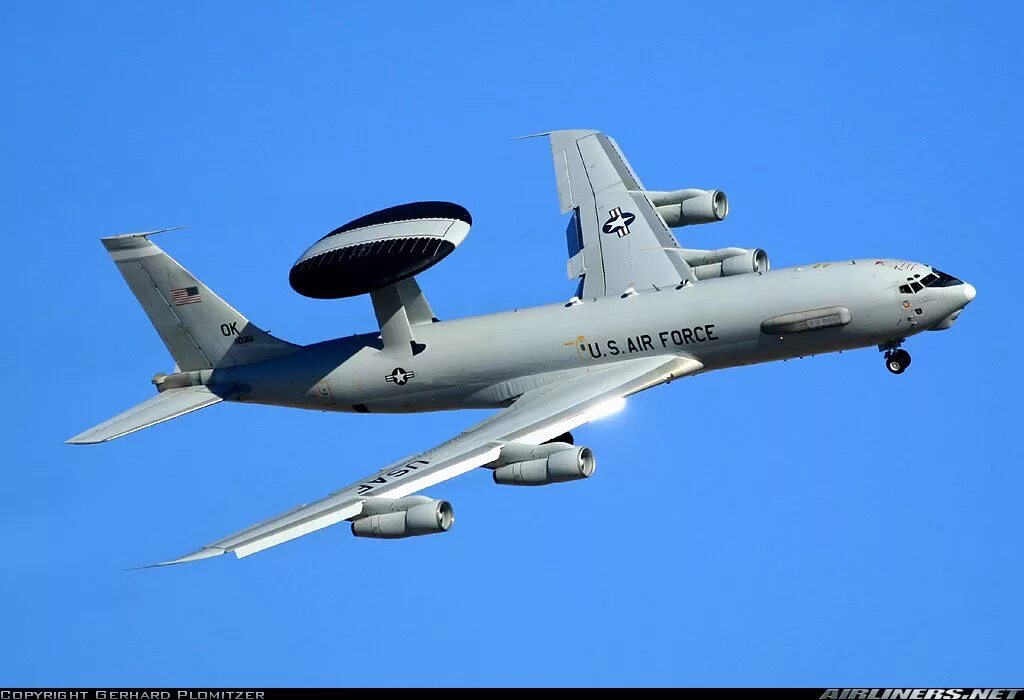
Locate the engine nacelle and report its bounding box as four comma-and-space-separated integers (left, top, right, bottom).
646, 189, 729, 227
687, 247, 770, 280
491, 443, 595, 486
351, 496, 454, 539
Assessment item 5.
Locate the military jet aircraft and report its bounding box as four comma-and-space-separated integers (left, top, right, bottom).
68, 130, 976, 566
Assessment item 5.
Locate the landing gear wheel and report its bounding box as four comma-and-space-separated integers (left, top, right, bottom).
886, 349, 911, 375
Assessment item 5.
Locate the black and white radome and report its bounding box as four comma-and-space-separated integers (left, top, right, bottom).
289, 201, 472, 299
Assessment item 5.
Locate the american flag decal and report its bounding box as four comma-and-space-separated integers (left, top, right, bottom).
170, 286, 202, 306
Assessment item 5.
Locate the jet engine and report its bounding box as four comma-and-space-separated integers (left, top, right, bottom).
489, 442, 595, 486
645, 189, 729, 227
682, 247, 770, 280
350, 496, 454, 539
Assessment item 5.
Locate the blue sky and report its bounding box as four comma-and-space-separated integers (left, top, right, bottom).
2, 1, 1021, 687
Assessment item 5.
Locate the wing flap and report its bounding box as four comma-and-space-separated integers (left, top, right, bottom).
233, 502, 365, 558
66, 385, 223, 445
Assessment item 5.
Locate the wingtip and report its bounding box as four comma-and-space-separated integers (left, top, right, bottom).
65, 435, 100, 446
65, 427, 109, 445
512, 131, 553, 141
128, 546, 227, 570
101, 225, 188, 242
514, 129, 601, 142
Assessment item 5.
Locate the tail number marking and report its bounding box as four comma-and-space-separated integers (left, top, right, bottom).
221, 321, 254, 345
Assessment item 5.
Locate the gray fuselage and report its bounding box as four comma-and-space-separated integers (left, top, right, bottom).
208, 258, 973, 414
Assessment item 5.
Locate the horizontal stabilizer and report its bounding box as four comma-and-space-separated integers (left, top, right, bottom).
66, 385, 223, 445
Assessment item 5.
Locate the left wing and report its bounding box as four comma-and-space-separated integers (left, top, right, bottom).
153, 354, 703, 566
547, 130, 694, 298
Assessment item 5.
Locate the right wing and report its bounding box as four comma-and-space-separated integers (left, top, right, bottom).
151, 354, 703, 566
547, 130, 693, 298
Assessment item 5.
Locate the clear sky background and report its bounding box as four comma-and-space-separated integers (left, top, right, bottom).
2, 1, 1021, 687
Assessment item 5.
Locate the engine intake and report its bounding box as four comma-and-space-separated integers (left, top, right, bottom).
645, 189, 729, 227
351, 496, 454, 539
490, 442, 595, 486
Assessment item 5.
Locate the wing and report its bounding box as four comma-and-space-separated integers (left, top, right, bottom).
153, 354, 703, 566
548, 130, 693, 298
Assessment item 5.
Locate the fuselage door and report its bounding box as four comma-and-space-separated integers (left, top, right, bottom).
897, 281, 916, 329
317, 380, 336, 407
897, 273, 940, 330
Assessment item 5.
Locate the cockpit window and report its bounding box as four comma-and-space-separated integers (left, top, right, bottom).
924, 269, 963, 287
900, 269, 962, 294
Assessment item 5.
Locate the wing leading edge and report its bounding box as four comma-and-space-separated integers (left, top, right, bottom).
151, 354, 703, 567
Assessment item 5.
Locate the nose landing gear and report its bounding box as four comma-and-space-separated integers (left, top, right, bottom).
879, 341, 911, 375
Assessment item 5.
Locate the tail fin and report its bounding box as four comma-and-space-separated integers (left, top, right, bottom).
101, 229, 298, 371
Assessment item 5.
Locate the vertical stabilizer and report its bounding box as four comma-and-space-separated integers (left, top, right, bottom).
101, 231, 298, 371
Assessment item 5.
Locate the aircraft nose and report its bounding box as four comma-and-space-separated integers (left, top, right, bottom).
962, 282, 977, 304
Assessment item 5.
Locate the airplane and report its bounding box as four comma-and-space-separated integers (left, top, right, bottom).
67, 129, 977, 566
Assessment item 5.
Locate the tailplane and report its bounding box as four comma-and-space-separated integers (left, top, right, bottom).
66, 230, 299, 445
101, 229, 297, 371
66, 385, 223, 445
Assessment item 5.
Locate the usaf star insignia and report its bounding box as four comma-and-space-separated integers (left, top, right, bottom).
385, 367, 415, 386
602, 207, 636, 238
